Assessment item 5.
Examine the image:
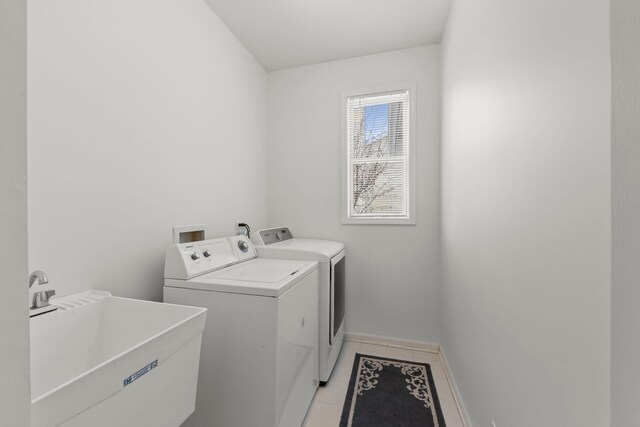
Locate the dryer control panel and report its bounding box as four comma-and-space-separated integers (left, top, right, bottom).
164, 236, 256, 280
252, 227, 294, 246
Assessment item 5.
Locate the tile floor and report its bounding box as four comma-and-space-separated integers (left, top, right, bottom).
302, 340, 465, 427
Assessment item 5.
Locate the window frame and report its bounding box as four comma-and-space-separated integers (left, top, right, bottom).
341, 83, 417, 225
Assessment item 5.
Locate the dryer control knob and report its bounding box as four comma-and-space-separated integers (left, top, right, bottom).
190, 252, 200, 260
238, 240, 249, 253
202, 250, 212, 258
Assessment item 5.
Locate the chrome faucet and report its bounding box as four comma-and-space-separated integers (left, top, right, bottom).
32, 290, 56, 309
29, 270, 49, 288
28, 270, 55, 313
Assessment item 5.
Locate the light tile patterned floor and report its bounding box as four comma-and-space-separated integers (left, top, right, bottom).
302, 340, 465, 427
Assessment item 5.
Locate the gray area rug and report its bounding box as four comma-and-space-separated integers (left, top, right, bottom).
339, 353, 447, 427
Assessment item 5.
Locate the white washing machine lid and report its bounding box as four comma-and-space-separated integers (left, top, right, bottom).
164, 258, 318, 297
254, 239, 344, 262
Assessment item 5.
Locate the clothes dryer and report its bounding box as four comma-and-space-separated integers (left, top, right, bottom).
251, 227, 345, 383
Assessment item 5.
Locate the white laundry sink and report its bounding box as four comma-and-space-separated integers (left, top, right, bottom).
30, 291, 207, 427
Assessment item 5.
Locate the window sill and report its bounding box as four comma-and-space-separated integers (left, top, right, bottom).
341, 217, 416, 225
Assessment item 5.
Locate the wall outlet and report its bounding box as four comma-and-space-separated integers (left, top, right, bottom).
235, 220, 249, 235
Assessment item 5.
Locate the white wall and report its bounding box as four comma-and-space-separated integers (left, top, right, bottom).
0, 0, 30, 424
611, 1, 640, 425
267, 46, 441, 342
441, 0, 611, 426
28, 0, 269, 301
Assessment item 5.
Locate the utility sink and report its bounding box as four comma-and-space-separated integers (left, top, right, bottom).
30, 291, 207, 427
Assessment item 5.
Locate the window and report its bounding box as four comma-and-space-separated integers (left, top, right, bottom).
342, 84, 416, 224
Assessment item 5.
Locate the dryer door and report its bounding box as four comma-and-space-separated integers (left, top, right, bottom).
330, 250, 346, 344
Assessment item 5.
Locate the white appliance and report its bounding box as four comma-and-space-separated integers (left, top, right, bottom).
163, 235, 319, 427
251, 227, 345, 383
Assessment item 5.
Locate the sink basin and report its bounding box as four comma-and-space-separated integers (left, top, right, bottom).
30, 291, 207, 427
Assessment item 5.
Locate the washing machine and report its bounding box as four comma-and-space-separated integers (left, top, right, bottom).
251, 227, 345, 383
163, 235, 319, 427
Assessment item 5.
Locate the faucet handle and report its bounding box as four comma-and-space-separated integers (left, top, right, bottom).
32, 290, 56, 309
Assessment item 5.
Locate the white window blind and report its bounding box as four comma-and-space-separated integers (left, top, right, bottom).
346, 90, 411, 220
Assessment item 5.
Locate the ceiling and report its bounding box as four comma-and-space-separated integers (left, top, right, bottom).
203, 0, 452, 71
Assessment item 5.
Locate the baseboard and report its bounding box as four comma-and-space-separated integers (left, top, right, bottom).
344, 332, 440, 353
438, 347, 472, 427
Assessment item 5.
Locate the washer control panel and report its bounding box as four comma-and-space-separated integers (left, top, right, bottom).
164, 236, 256, 280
